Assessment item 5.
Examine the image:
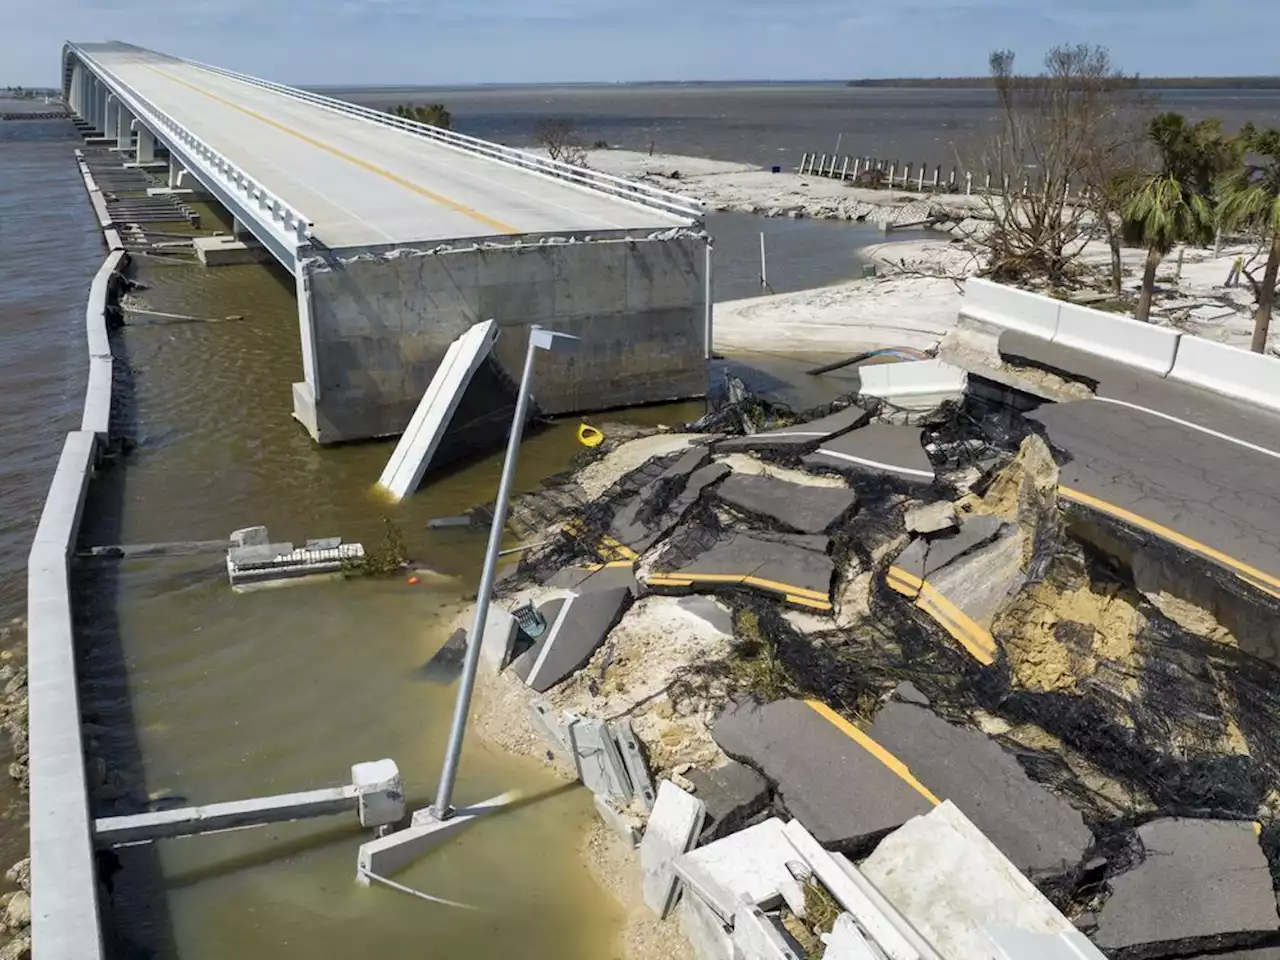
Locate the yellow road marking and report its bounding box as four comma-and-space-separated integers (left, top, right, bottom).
144, 65, 520, 236
644, 571, 833, 609
915, 582, 997, 665
1059, 485, 1280, 600
786, 594, 834, 611
886, 565, 922, 598
804, 701, 941, 806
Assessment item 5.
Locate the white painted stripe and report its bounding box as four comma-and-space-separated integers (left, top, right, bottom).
815, 448, 935, 480
525, 595, 576, 688
1094, 396, 1280, 463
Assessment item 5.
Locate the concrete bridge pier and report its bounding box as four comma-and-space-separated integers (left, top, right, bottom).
167, 153, 183, 188
69, 63, 84, 116
135, 123, 155, 163
103, 94, 118, 141
116, 106, 133, 151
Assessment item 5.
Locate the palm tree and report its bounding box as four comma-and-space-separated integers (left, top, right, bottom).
1217, 125, 1280, 353
1122, 113, 1237, 322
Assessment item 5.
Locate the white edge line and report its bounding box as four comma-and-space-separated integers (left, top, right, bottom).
814, 448, 935, 480
1094, 396, 1280, 463
525, 594, 577, 687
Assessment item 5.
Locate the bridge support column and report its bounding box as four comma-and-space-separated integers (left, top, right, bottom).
95, 79, 106, 133
136, 124, 155, 163
167, 154, 183, 188
232, 217, 253, 238
104, 95, 118, 140
70, 64, 84, 117
116, 107, 133, 150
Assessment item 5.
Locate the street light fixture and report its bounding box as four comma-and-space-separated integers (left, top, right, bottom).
432, 324, 580, 819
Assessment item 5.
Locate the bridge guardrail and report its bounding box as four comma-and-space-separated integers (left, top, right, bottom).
178, 56, 705, 222
67, 44, 314, 251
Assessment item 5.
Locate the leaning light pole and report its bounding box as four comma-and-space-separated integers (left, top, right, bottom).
433, 324, 580, 819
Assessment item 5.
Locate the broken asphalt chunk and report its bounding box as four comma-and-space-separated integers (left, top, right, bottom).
507, 586, 631, 692
714, 404, 871, 454
714, 473, 858, 535
685, 761, 772, 843
803, 423, 934, 484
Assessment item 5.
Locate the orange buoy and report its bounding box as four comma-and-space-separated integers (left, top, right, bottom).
407, 575, 420, 585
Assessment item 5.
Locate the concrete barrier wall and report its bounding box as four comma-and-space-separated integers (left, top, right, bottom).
297, 231, 708, 443
82, 250, 125, 442
1168, 334, 1280, 412
856, 358, 968, 399
959, 278, 1060, 340
1053, 302, 1181, 376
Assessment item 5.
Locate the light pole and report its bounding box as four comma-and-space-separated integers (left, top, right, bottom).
432, 324, 580, 819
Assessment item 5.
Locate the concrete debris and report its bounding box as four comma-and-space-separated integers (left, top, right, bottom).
649, 531, 835, 612
713, 699, 933, 852
508, 586, 631, 692
641, 780, 707, 918
570, 717, 633, 801
225, 526, 364, 589
917, 526, 1024, 664
731, 900, 804, 960
905, 501, 958, 534
621, 461, 733, 555
609, 447, 714, 552
867, 698, 1093, 882
714, 473, 858, 535
418, 627, 467, 683
804, 423, 935, 484
594, 794, 642, 847
545, 562, 641, 597
685, 761, 772, 843
822, 914, 881, 960
861, 802, 1092, 960
1094, 818, 1280, 958
673, 818, 806, 921
715, 404, 871, 454
676, 596, 736, 636
680, 888, 736, 960
922, 514, 1005, 576
611, 718, 657, 810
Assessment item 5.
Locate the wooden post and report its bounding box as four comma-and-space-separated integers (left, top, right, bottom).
799, 153, 809, 174
1002, 174, 1010, 194
1021, 176, 1029, 196
840, 156, 850, 180
932, 166, 940, 188
917, 163, 925, 191
985, 172, 992, 193
819, 154, 828, 177
852, 157, 861, 178
966, 171, 973, 195
889, 163, 898, 188
759, 232, 768, 288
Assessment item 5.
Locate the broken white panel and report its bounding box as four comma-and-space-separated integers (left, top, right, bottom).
377, 319, 498, 501
859, 801, 1081, 960
641, 780, 707, 918
731, 900, 802, 960
610, 719, 656, 810
856, 359, 968, 402
569, 717, 632, 801
674, 818, 806, 921
823, 914, 881, 960
226, 539, 365, 589
679, 888, 736, 960
985, 927, 1106, 960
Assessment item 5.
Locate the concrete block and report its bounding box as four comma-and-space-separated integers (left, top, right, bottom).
685, 761, 772, 843
357, 792, 516, 880
193, 235, 270, 266
352, 759, 405, 828
1053, 302, 1180, 376
569, 717, 632, 801
625, 236, 702, 311
961, 277, 1061, 340
679, 888, 736, 960
861, 802, 1082, 960
715, 404, 870, 454
479, 604, 519, 671
1169, 332, 1280, 412
673, 818, 805, 920
905, 500, 958, 534
712, 699, 933, 853
1094, 818, 1279, 957
230, 526, 270, 547
714, 473, 858, 535
509, 586, 630, 692
732, 901, 803, 959
856, 359, 968, 401
804, 424, 934, 483
868, 701, 1092, 881
823, 914, 880, 960
641, 780, 707, 918
528, 700, 573, 760
610, 719, 656, 810
985, 927, 1107, 960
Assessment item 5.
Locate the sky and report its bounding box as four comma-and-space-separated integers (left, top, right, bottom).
6, 0, 1280, 87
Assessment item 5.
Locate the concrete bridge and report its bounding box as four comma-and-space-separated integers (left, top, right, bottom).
61, 41, 711, 443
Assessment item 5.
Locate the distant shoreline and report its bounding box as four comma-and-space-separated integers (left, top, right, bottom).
844, 76, 1280, 89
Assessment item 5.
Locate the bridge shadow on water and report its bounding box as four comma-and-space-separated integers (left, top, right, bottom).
75, 314, 179, 959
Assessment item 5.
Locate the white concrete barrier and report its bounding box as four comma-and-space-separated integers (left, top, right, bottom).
959, 278, 1060, 340
856, 359, 968, 400
82, 250, 124, 443
1052, 302, 1181, 376
1168, 333, 1280, 412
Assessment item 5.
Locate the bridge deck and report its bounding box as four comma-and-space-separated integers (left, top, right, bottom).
80, 46, 690, 249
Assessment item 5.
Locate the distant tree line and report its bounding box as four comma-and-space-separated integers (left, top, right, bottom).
975, 44, 1280, 352
847, 76, 1280, 90
388, 102, 452, 129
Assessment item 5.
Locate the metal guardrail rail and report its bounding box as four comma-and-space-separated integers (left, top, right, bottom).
66, 44, 314, 251
176, 55, 705, 222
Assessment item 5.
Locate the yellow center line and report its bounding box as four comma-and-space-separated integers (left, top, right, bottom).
143, 64, 520, 237
916, 583, 997, 665
805, 701, 941, 806
1059, 485, 1280, 599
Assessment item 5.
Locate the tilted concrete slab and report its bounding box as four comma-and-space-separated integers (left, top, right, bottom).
647, 531, 835, 612
673, 818, 805, 921
715, 404, 871, 454
609, 447, 715, 552
377, 319, 498, 500
508, 586, 631, 692
861, 802, 1088, 960
545, 561, 640, 597
868, 699, 1093, 882
712, 699, 935, 853
804, 424, 935, 483
714, 473, 858, 535
641, 780, 707, 918
686, 761, 772, 843
922, 515, 1006, 577
1094, 818, 1280, 958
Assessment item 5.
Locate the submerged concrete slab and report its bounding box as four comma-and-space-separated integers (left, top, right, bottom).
193, 234, 270, 266
712, 699, 934, 852
715, 404, 871, 454
641, 780, 707, 918
508, 586, 630, 692
418, 627, 467, 683
714, 473, 857, 535
861, 801, 1084, 960
804, 424, 934, 483
648, 532, 834, 612
686, 761, 772, 843
377, 319, 498, 500
1094, 818, 1279, 958
868, 700, 1093, 881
